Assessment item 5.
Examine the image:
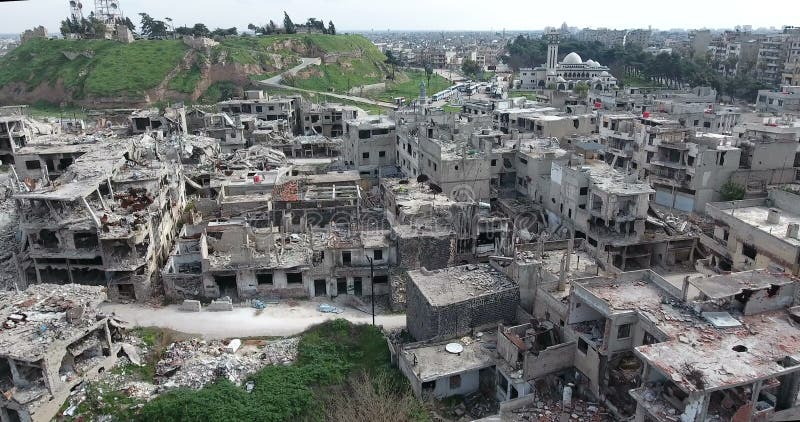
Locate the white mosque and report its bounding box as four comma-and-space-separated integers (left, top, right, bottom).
518, 29, 618, 92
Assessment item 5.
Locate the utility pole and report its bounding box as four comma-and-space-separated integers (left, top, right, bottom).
367, 255, 375, 326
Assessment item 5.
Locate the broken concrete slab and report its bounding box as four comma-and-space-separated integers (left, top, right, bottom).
121, 342, 142, 366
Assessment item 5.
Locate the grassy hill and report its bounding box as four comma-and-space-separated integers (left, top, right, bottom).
282, 35, 389, 93
0, 34, 388, 107
0, 38, 188, 99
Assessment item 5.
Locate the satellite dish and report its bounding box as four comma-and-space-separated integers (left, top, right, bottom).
445, 343, 464, 354
110, 1, 118, 8
69, 1, 76, 6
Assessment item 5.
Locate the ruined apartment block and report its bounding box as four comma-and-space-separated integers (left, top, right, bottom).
343, 115, 397, 180
301, 102, 361, 137
703, 187, 800, 275
0, 108, 58, 165
219, 91, 301, 134
14, 136, 185, 301
488, 266, 800, 421
164, 167, 399, 301
0, 284, 123, 422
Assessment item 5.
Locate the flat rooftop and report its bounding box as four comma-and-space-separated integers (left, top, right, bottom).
400, 333, 497, 382
578, 277, 667, 313
636, 309, 800, 393
690, 270, 797, 300
584, 161, 655, 196
721, 205, 800, 246
409, 264, 517, 307
577, 271, 800, 393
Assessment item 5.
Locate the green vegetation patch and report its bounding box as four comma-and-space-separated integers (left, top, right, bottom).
0, 38, 188, 98
168, 62, 203, 94
372, 69, 452, 102
289, 58, 384, 93
84, 40, 187, 96
199, 81, 243, 103
137, 320, 425, 422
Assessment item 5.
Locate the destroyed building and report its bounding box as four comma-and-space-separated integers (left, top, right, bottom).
13, 136, 185, 301
405, 262, 519, 342
0, 284, 124, 422
300, 103, 361, 137
703, 187, 800, 275
129, 107, 186, 136
0, 111, 58, 166
343, 115, 397, 180
630, 270, 800, 422
218, 92, 301, 134
597, 113, 800, 212
162, 215, 395, 301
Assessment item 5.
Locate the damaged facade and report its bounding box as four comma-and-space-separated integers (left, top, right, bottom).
0, 284, 126, 422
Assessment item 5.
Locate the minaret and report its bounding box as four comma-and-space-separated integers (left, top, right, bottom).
545, 28, 561, 71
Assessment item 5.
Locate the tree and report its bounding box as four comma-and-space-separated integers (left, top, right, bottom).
191, 23, 210, 37
328, 20, 336, 35
138, 13, 167, 38
267, 20, 278, 34
123, 16, 136, 32
720, 180, 746, 201
573, 81, 589, 100
174, 26, 193, 36
306, 18, 326, 34
283, 12, 296, 34
384, 50, 400, 80
211, 27, 237, 37
423, 61, 434, 90
461, 58, 481, 79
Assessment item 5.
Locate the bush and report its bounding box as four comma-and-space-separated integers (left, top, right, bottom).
720, 180, 745, 201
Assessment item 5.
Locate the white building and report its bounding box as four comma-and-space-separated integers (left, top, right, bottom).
519, 29, 618, 92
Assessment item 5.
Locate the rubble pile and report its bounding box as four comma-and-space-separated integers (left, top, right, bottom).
0, 173, 19, 290
506, 399, 612, 422
156, 337, 299, 390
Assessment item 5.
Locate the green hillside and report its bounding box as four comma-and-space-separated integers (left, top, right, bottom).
281, 35, 388, 93
0, 38, 188, 98
0, 34, 387, 106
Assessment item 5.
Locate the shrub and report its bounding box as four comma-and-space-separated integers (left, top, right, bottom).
720, 180, 745, 201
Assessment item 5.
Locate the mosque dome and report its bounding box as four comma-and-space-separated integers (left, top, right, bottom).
562, 52, 583, 64
600, 70, 610, 77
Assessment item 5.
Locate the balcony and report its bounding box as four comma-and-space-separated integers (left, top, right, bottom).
649, 160, 687, 170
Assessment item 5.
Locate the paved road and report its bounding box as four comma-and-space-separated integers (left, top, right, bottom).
102, 300, 406, 339
258, 57, 399, 110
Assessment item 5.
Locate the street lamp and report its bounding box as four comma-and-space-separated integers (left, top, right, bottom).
366, 255, 375, 326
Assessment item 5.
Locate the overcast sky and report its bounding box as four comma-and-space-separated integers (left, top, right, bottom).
0, 0, 790, 34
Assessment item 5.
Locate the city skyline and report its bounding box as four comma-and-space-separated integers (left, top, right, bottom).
0, 0, 793, 34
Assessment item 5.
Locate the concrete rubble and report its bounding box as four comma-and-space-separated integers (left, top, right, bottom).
156, 337, 299, 390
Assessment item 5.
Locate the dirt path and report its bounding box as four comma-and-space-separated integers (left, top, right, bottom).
259, 57, 399, 110
101, 299, 406, 339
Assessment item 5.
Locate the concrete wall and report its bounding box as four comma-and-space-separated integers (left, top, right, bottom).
523, 341, 576, 379
432, 369, 481, 398
406, 280, 520, 341
706, 200, 800, 273
396, 233, 454, 271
